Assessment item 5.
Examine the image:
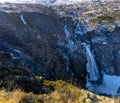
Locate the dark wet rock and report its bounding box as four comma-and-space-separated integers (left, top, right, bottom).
0, 44, 46, 93
117, 86, 120, 94
69, 46, 87, 83
0, 10, 86, 92
82, 27, 120, 76
63, 15, 120, 77
113, 48, 120, 75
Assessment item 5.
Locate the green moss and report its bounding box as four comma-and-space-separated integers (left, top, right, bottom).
116, 14, 120, 19
44, 80, 57, 90
89, 15, 115, 24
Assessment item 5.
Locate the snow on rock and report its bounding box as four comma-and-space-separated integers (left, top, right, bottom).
0, 0, 118, 6
91, 36, 108, 45
64, 23, 70, 37
20, 15, 27, 25
0, 0, 82, 5
10, 49, 21, 59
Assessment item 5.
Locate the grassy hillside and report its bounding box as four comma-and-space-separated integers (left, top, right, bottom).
0, 80, 114, 103
89, 14, 120, 24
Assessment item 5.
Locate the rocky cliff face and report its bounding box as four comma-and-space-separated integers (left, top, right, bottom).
86, 27, 120, 76
0, 2, 120, 94
0, 4, 81, 92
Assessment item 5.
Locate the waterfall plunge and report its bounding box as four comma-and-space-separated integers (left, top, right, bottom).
84, 44, 120, 95
84, 43, 100, 82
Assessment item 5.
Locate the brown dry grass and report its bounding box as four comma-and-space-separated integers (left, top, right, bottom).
0, 89, 42, 103
0, 80, 114, 103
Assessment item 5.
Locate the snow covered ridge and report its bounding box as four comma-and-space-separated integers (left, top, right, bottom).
0, 0, 119, 6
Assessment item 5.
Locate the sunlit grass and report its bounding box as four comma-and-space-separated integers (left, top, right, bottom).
0, 80, 114, 103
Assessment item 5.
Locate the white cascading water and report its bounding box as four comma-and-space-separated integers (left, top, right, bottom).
63, 20, 120, 95
84, 43, 100, 82
64, 19, 120, 95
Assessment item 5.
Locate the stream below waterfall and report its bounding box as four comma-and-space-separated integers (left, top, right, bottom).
84, 43, 120, 96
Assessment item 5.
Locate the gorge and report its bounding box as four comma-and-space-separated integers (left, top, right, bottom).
0, 1, 120, 99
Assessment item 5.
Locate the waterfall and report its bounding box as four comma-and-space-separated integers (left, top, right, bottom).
84, 43, 100, 82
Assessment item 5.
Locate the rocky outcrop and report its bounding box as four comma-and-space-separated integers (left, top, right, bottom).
81, 27, 120, 75
62, 15, 120, 76
0, 40, 46, 93
0, 9, 85, 91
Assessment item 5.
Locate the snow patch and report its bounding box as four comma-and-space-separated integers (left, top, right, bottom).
0, 0, 117, 6
64, 23, 70, 37
92, 36, 108, 45
20, 15, 26, 25
10, 49, 21, 59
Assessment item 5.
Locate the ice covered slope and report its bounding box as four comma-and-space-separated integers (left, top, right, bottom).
0, 0, 118, 5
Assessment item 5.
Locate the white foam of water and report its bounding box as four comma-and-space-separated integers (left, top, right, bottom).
85, 44, 100, 82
